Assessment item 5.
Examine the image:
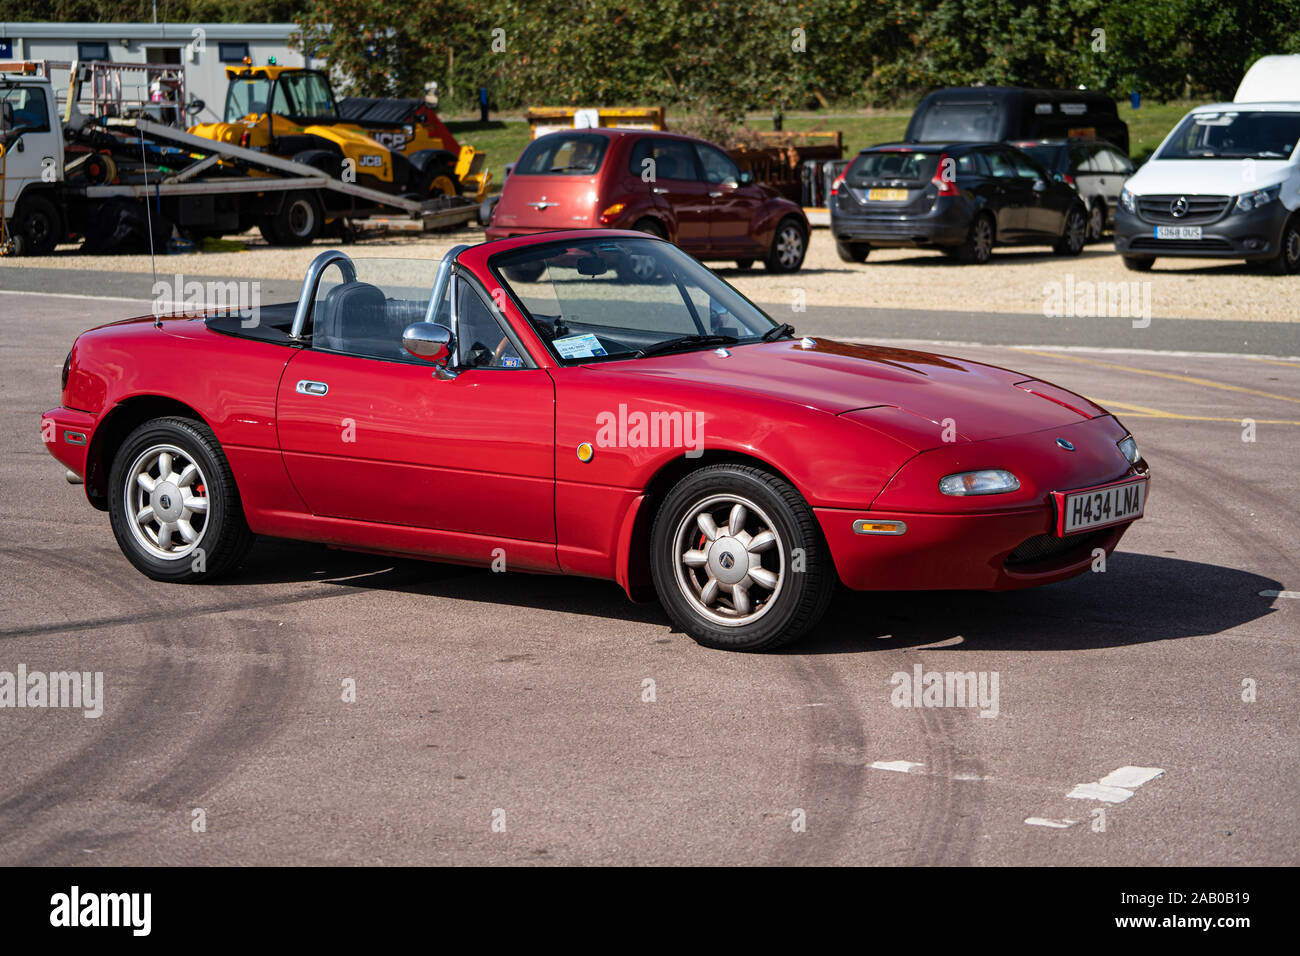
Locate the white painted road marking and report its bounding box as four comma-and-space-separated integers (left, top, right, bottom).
1068, 783, 1137, 804
870, 760, 925, 774
1099, 766, 1165, 789
1025, 817, 1078, 829
1259, 589, 1300, 599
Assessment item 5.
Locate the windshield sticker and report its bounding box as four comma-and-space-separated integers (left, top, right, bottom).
554, 333, 608, 359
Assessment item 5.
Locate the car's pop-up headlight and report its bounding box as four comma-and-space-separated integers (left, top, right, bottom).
1235, 184, 1281, 213
1119, 187, 1136, 213
1119, 436, 1140, 464
938, 469, 1020, 496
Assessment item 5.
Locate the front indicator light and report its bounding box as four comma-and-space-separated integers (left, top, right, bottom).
938, 469, 1020, 496
853, 519, 907, 535
1119, 436, 1140, 464
599, 203, 626, 224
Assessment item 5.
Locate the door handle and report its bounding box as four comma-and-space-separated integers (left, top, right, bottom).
708, 191, 723, 198
652, 187, 668, 194
296, 380, 329, 396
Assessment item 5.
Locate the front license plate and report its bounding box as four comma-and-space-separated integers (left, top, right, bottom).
1155, 225, 1202, 239
1054, 477, 1147, 535
868, 188, 909, 201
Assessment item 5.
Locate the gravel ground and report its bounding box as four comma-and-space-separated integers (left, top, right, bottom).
2, 225, 1296, 321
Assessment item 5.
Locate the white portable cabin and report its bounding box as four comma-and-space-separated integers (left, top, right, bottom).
0, 22, 309, 124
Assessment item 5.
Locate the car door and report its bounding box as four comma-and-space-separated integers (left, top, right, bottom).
982, 148, 1028, 238
644, 137, 712, 249
694, 142, 764, 253
1010, 148, 1066, 238
275, 270, 557, 555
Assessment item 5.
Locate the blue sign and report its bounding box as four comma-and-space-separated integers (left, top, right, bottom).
0, 39, 13, 59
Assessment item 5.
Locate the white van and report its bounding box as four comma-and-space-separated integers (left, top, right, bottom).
1113, 55, 1300, 274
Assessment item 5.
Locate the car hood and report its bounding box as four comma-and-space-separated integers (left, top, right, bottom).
601, 338, 1105, 445
1127, 158, 1295, 195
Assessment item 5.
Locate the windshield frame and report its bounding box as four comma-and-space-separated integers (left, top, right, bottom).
486, 236, 781, 366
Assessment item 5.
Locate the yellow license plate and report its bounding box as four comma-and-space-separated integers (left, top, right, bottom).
867, 188, 909, 201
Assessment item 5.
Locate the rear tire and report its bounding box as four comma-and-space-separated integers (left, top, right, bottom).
259, 191, 322, 246
1122, 255, 1155, 272
955, 213, 994, 264
1086, 201, 1106, 243
765, 217, 808, 272
650, 464, 835, 651
108, 417, 253, 583
835, 239, 870, 263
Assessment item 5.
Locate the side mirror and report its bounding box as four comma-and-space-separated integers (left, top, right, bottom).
402, 322, 454, 368
0, 101, 12, 131
1032, 178, 1048, 192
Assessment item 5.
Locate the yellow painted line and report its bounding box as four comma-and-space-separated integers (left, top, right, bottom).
1013, 348, 1300, 405
1092, 398, 1300, 426
1244, 356, 1300, 369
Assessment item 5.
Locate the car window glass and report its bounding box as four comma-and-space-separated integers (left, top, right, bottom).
1077, 145, 1106, 173
848, 150, 940, 181
516, 133, 609, 175
985, 150, 1018, 178
1009, 151, 1041, 179
1104, 149, 1131, 173
456, 278, 525, 369
696, 144, 740, 185
955, 151, 988, 176
649, 139, 700, 181
310, 258, 434, 363
0, 85, 51, 133
626, 138, 653, 177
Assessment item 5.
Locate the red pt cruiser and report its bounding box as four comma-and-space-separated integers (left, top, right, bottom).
487, 128, 810, 273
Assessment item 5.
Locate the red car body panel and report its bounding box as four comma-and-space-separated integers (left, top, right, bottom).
41, 229, 1147, 599
485, 129, 807, 260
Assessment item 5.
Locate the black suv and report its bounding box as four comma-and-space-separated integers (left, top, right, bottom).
830, 143, 1089, 264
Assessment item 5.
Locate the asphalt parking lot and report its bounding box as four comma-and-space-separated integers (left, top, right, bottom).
0, 281, 1296, 866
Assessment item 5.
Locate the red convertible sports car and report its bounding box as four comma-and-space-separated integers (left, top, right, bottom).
41, 229, 1148, 651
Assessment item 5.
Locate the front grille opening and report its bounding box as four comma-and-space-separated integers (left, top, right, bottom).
1005, 530, 1108, 568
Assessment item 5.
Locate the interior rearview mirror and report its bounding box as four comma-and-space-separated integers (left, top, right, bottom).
402, 322, 453, 366
576, 255, 607, 277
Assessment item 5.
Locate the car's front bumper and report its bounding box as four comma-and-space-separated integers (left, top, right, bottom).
1114, 200, 1290, 259
816, 415, 1148, 591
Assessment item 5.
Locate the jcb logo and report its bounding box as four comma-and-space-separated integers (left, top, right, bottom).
357, 154, 384, 168
374, 133, 407, 151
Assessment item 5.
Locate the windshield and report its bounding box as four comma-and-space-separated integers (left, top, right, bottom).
514, 133, 609, 175
915, 102, 1000, 142
1158, 110, 1300, 160
848, 150, 939, 183
491, 237, 778, 363
224, 77, 270, 121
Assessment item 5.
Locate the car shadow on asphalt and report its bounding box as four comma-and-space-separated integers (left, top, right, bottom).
232, 542, 1281, 653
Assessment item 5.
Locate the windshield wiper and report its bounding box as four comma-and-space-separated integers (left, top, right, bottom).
636, 334, 739, 358
761, 323, 796, 341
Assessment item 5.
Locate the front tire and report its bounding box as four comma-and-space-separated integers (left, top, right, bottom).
1264, 216, 1300, 275
835, 239, 870, 263
1054, 205, 1088, 256
12, 194, 62, 256
765, 217, 808, 272
1086, 201, 1106, 243
650, 464, 835, 651
108, 417, 253, 582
